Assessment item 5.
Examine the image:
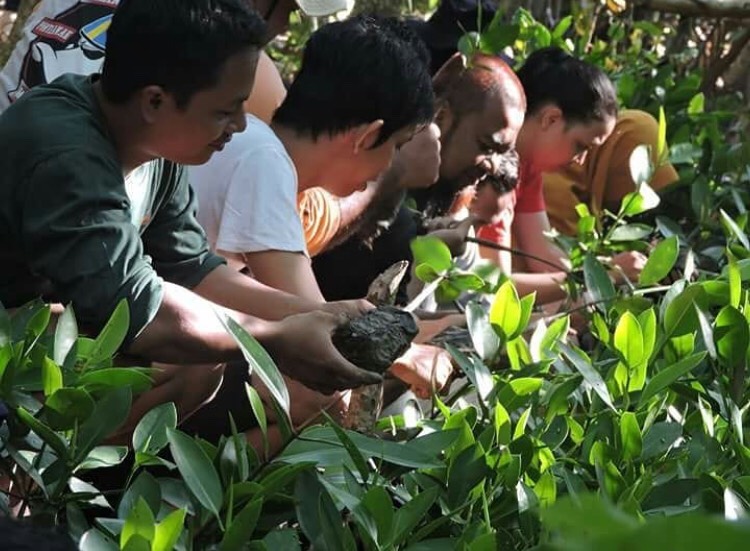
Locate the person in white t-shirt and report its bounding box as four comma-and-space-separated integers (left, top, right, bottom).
0, 0, 345, 112
190, 15, 455, 403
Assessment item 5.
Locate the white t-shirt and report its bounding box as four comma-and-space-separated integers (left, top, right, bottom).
189, 115, 306, 256
0, 0, 118, 112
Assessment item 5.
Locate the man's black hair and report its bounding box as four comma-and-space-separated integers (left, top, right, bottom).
101, 0, 266, 109
0, 517, 76, 551
272, 15, 435, 147
517, 47, 618, 125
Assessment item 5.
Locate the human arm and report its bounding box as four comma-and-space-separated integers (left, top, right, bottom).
144, 162, 322, 319
234, 249, 325, 302
512, 211, 569, 273
127, 280, 380, 393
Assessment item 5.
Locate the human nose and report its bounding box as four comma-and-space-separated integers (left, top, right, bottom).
229, 108, 247, 134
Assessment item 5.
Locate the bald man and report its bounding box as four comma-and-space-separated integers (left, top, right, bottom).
314, 52, 527, 303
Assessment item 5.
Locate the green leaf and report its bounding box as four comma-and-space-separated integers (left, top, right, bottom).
619, 182, 660, 217
728, 254, 742, 309
515, 292, 537, 340
410, 235, 453, 273
638, 308, 657, 361
466, 302, 500, 362
323, 411, 370, 485
220, 315, 290, 418
559, 343, 615, 410
120, 497, 155, 548
390, 486, 440, 546
133, 402, 177, 456
87, 299, 130, 366
663, 284, 704, 339
450, 273, 484, 292
260, 529, 301, 550
641, 422, 682, 460
447, 343, 493, 403
0, 302, 10, 348
584, 254, 615, 311
720, 209, 750, 251
714, 306, 749, 368
78, 446, 129, 471
535, 470, 557, 507
639, 236, 679, 285
447, 445, 488, 509
79, 529, 119, 551
609, 223, 652, 242
43, 387, 95, 430
167, 429, 223, 520
638, 352, 706, 406
77, 368, 154, 394
494, 403, 511, 446
118, 471, 161, 519
245, 383, 269, 457
53, 305, 78, 366
489, 280, 521, 339
657, 105, 668, 160
695, 306, 717, 360
15, 408, 68, 459
629, 144, 654, 186
221, 499, 262, 551
614, 312, 645, 372
414, 263, 440, 283
41, 357, 63, 397
360, 486, 394, 544
620, 412, 642, 461
152, 508, 186, 551
75, 387, 132, 463
688, 92, 705, 116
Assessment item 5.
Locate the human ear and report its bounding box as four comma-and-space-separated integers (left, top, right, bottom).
434, 104, 454, 136
353, 120, 385, 153
539, 105, 563, 131
140, 85, 168, 124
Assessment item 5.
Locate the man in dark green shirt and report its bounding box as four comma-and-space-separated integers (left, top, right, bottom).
0, 0, 379, 429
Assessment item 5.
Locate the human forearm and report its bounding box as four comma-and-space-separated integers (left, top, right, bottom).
193, 263, 322, 320
511, 271, 568, 305
127, 281, 275, 364
241, 250, 325, 302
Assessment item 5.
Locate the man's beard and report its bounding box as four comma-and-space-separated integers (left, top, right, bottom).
412, 175, 467, 219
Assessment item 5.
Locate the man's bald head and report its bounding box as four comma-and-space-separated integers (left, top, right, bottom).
433, 53, 526, 119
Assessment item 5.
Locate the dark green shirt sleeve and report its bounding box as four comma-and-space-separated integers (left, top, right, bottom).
141, 162, 225, 288
21, 151, 163, 345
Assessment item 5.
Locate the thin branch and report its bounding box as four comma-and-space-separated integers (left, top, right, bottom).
465, 236, 571, 273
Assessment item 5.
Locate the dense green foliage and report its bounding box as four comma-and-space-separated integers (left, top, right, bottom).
1, 4, 749, 551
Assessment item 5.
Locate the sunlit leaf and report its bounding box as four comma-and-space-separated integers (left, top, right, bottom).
629, 144, 654, 186
53, 305, 78, 367
490, 280, 521, 340
620, 412, 642, 461
559, 343, 615, 410
152, 508, 186, 551
639, 236, 679, 286
410, 235, 453, 273
133, 402, 177, 456
638, 352, 706, 406
87, 299, 130, 367
714, 306, 749, 368
120, 497, 155, 548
